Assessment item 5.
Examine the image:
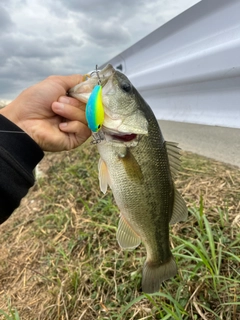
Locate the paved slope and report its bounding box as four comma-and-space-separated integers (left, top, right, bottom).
159, 120, 240, 167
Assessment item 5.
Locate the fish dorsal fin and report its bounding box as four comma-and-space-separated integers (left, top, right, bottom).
98, 158, 112, 194
165, 141, 188, 224
117, 214, 141, 250
170, 187, 188, 225
165, 141, 181, 177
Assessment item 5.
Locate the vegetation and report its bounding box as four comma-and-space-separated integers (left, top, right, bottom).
0, 141, 239, 319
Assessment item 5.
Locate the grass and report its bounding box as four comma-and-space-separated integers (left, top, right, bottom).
0, 141, 239, 320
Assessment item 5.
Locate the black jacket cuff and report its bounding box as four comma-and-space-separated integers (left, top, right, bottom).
0, 114, 44, 172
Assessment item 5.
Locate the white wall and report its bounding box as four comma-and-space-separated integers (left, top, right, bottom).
101, 0, 240, 129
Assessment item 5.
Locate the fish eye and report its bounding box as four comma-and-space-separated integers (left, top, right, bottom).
98, 124, 101, 129
121, 81, 132, 93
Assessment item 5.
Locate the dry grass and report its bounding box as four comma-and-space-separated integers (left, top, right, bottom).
0, 141, 239, 320
178, 153, 240, 221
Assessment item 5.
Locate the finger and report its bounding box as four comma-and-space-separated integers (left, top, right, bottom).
49, 74, 84, 92
52, 101, 87, 125
62, 74, 84, 91
59, 121, 91, 138
58, 96, 85, 111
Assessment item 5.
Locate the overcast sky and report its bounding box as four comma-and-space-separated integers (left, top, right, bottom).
0, 0, 199, 100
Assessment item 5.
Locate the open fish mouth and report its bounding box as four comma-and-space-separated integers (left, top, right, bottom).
110, 133, 137, 142
102, 126, 138, 143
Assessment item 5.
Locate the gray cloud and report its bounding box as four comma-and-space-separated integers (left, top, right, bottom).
59, 0, 146, 19
2, 34, 83, 59
79, 17, 131, 47
0, 0, 200, 100
0, 4, 15, 34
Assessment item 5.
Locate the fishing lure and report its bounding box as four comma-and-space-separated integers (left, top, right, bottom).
86, 84, 104, 133
85, 65, 105, 144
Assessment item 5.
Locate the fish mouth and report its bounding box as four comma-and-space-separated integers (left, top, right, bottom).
110, 133, 137, 142
102, 127, 139, 143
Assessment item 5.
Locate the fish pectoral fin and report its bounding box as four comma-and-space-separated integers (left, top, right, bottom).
170, 187, 188, 225
117, 214, 141, 250
120, 148, 144, 183
98, 158, 112, 194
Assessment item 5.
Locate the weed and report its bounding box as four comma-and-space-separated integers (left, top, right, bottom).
0, 144, 239, 319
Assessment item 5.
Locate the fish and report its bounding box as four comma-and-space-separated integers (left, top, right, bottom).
69, 64, 188, 293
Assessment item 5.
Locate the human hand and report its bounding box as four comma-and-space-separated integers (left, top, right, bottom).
0, 75, 91, 151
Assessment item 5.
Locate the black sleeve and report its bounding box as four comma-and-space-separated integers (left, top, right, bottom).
0, 115, 44, 224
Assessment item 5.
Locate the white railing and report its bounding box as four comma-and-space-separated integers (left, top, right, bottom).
101, 0, 240, 129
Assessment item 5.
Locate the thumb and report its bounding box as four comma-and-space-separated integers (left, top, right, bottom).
54, 74, 84, 92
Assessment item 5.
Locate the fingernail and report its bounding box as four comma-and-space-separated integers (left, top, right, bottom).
60, 122, 68, 128
59, 96, 70, 104
54, 102, 64, 110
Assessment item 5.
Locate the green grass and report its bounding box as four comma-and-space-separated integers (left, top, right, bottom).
0, 142, 239, 319
0, 304, 20, 320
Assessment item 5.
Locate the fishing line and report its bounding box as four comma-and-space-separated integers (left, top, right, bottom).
0, 130, 26, 134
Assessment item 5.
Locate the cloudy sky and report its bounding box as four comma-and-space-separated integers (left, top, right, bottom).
0, 0, 199, 100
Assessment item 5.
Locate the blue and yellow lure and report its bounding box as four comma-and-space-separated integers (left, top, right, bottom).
86, 85, 104, 133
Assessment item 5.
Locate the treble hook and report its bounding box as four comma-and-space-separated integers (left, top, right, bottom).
89, 65, 101, 85
95, 65, 101, 85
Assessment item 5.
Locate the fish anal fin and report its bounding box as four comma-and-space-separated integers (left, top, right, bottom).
117, 214, 141, 250
98, 158, 111, 194
170, 187, 188, 225
142, 256, 177, 293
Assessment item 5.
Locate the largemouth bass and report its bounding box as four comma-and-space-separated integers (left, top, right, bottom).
69, 64, 188, 293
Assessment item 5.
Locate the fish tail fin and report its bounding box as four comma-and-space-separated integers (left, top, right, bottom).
142, 256, 177, 293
